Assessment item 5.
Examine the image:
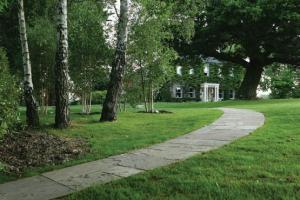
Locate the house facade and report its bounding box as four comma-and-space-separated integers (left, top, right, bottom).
163, 57, 243, 102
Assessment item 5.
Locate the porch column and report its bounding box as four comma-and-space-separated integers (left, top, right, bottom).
204, 85, 207, 102
215, 85, 219, 101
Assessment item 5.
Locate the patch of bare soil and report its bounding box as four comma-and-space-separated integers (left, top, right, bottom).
0, 131, 89, 174
138, 110, 173, 114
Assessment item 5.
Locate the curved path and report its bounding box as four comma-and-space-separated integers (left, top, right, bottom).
0, 108, 265, 200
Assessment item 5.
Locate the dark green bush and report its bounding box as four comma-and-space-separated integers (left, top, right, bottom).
91, 90, 107, 105
292, 86, 300, 98
0, 48, 20, 135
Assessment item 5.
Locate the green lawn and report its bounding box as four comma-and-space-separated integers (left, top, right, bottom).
0, 104, 221, 183
65, 99, 300, 200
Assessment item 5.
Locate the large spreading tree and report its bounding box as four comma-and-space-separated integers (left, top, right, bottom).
184, 0, 300, 99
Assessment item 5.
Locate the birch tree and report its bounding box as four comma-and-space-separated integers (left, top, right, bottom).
125, 0, 177, 113
18, 0, 40, 127
28, 18, 56, 115
54, 0, 70, 128
69, 0, 111, 115
100, 0, 128, 122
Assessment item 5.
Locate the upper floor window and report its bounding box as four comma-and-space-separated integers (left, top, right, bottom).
176, 66, 182, 76
189, 68, 194, 75
218, 68, 222, 77
230, 68, 234, 77
204, 65, 210, 77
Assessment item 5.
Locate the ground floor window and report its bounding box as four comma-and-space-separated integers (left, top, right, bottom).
229, 90, 235, 99
188, 87, 196, 98
219, 90, 224, 100
175, 87, 183, 98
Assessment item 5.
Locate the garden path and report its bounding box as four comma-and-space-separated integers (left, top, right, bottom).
0, 108, 265, 200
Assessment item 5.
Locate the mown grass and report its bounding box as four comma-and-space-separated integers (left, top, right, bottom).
65, 99, 300, 200
0, 104, 221, 184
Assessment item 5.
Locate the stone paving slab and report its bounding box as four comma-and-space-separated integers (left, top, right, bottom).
0, 176, 73, 200
0, 108, 265, 200
109, 152, 176, 170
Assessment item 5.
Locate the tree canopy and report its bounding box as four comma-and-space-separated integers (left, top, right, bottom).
179, 0, 300, 99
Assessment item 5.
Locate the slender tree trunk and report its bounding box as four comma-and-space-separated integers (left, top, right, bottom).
44, 89, 49, 115
88, 92, 92, 114
150, 82, 154, 112
18, 0, 40, 128
237, 64, 264, 100
55, 0, 70, 128
81, 93, 86, 114
123, 97, 126, 112
100, 0, 129, 122
147, 84, 151, 113
140, 66, 148, 112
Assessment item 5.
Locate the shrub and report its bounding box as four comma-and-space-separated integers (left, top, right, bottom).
91, 90, 107, 105
292, 86, 300, 98
0, 48, 20, 135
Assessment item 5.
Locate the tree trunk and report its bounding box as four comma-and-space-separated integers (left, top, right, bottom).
100, 0, 128, 122
150, 82, 154, 113
81, 93, 86, 114
140, 66, 148, 112
87, 92, 92, 114
18, 0, 40, 128
55, 0, 70, 128
237, 64, 264, 100
123, 97, 126, 112
44, 89, 49, 115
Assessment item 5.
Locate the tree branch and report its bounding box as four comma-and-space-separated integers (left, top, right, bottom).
266, 55, 300, 67
199, 50, 250, 68
113, 3, 120, 19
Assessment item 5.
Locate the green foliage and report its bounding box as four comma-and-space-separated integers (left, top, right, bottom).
69, 0, 111, 97
187, 0, 300, 76
261, 65, 299, 99
0, 48, 20, 135
0, 0, 7, 12
0, 161, 7, 174
28, 17, 56, 103
126, 0, 178, 110
91, 90, 107, 105
292, 86, 300, 98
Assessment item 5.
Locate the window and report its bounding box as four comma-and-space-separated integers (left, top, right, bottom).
218, 68, 222, 77
189, 68, 194, 75
204, 65, 210, 76
176, 66, 182, 76
230, 68, 234, 77
219, 90, 224, 100
175, 87, 183, 98
188, 87, 196, 98
229, 90, 235, 99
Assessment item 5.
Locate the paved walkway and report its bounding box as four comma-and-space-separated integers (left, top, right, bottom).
0, 108, 265, 200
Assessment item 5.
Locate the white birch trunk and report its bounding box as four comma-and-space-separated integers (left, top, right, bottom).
18, 0, 39, 127
55, 0, 70, 128
100, 0, 129, 121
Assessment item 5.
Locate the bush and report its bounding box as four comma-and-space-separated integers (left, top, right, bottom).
91, 90, 107, 105
0, 161, 7, 174
0, 48, 20, 135
292, 86, 300, 98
